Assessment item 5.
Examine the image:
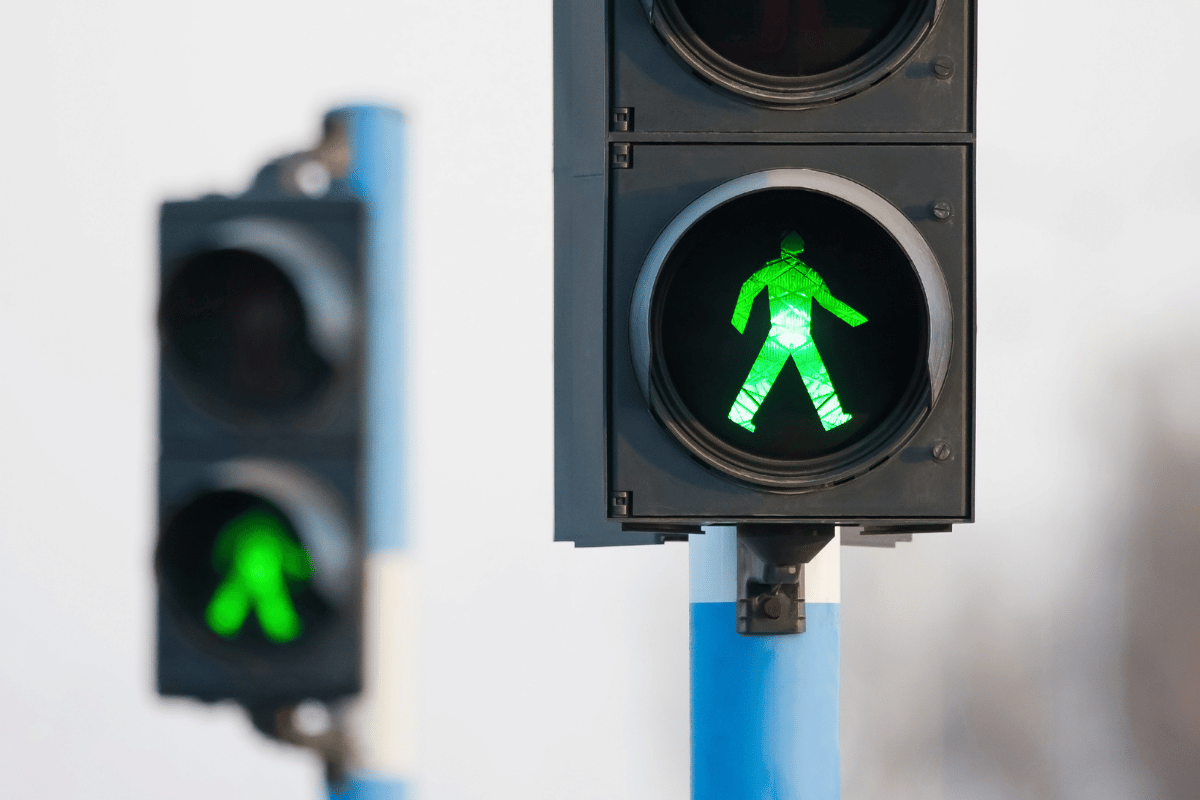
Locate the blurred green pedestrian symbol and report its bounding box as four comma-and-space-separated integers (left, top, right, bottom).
728, 231, 867, 433
204, 508, 313, 643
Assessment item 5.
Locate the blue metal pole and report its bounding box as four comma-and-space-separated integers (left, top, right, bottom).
327, 104, 412, 800
690, 526, 841, 800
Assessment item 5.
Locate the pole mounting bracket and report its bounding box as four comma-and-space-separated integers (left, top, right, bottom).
736, 524, 834, 635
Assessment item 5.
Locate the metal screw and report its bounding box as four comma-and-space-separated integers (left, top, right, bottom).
932, 442, 952, 462
762, 594, 783, 620
932, 200, 953, 220
933, 56, 955, 80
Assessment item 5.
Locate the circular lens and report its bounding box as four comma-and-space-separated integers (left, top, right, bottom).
651, 0, 935, 106
160, 249, 333, 417
158, 490, 335, 652
655, 187, 926, 463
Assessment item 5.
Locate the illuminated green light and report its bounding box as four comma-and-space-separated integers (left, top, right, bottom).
204, 508, 313, 643
727, 232, 867, 433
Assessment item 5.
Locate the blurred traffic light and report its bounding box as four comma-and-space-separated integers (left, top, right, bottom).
156, 119, 365, 711
554, 0, 975, 544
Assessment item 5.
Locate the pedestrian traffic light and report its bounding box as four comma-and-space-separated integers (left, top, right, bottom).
156, 117, 365, 710
554, 0, 975, 545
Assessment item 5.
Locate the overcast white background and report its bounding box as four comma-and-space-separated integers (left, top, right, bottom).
2, 0, 1200, 798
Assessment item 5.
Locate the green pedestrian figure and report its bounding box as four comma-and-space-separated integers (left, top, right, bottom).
204, 508, 313, 643
727, 231, 867, 433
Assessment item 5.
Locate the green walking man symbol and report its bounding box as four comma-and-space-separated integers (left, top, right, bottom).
204, 508, 313, 643
727, 231, 867, 433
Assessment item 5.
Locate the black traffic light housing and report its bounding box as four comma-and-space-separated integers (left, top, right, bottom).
555, 0, 975, 545
156, 142, 366, 708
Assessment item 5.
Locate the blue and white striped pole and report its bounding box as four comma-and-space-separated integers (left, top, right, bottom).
690, 526, 841, 799
328, 104, 415, 800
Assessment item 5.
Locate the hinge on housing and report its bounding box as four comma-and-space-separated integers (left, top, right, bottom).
610, 491, 631, 517
611, 143, 632, 170
611, 107, 633, 132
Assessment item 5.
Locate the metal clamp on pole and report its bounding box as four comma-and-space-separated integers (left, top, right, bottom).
736, 524, 834, 635
247, 703, 353, 789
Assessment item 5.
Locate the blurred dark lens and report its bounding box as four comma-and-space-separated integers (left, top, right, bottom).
161, 249, 332, 416
673, 0, 916, 77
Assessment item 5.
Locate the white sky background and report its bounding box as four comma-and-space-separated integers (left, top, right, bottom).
1, 0, 1199, 798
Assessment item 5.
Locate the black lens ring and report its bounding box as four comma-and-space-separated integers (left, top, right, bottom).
649, 0, 938, 108
646, 200, 933, 490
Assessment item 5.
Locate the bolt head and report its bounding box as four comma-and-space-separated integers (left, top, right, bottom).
932, 442, 952, 461
762, 595, 783, 620
933, 56, 955, 79
932, 201, 953, 220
